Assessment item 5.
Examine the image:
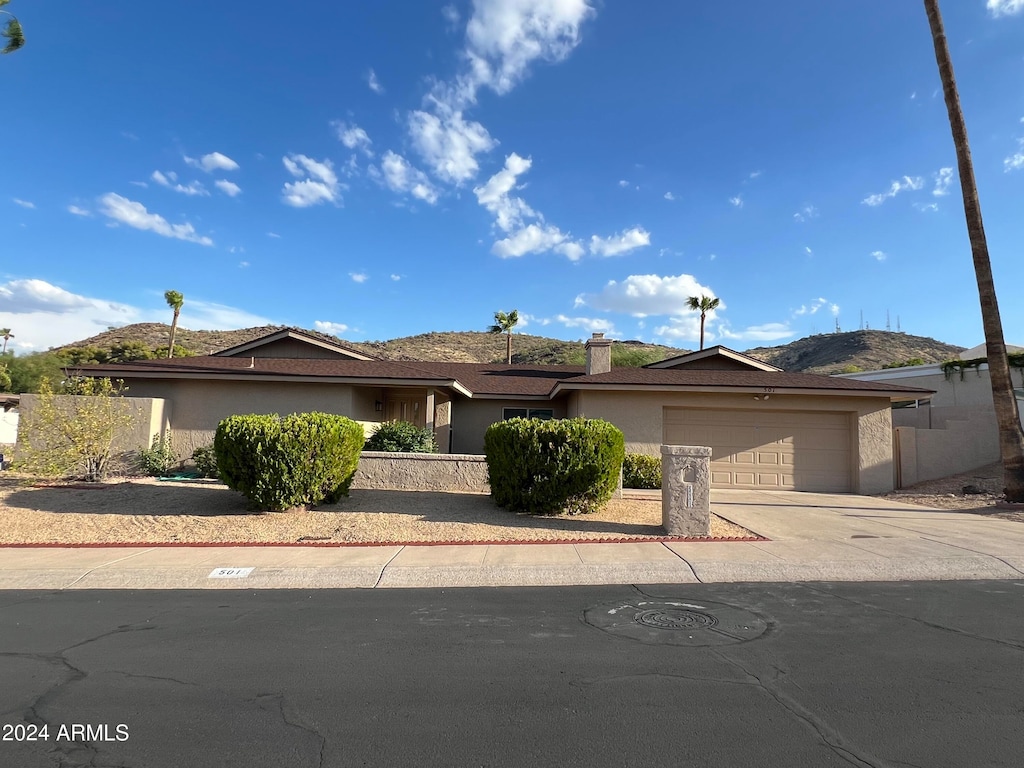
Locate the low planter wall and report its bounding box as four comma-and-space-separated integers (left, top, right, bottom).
353, 452, 489, 493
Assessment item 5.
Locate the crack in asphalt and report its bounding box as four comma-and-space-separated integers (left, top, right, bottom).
709, 648, 895, 768
801, 584, 1024, 652
254, 693, 326, 768
5, 621, 158, 767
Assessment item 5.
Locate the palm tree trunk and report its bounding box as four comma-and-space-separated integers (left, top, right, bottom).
699, 314, 706, 351
168, 311, 180, 359
505, 332, 512, 365
925, 0, 1024, 501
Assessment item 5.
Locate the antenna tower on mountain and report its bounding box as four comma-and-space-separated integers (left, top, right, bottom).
886, 310, 891, 332
897, 315, 902, 333
859, 310, 864, 330
835, 317, 841, 333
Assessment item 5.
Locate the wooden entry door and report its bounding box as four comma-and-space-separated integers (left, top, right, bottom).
385, 396, 425, 427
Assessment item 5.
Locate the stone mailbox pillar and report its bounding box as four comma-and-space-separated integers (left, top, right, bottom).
661, 445, 712, 537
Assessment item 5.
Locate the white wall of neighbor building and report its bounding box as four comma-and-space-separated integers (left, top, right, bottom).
839, 362, 1024, 486
0, 411, 18, 444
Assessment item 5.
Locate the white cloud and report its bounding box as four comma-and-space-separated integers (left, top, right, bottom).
718, 322, 794, 342
333, 121, 374, 156
281, 154, 342, 207
379, 151, 440, 204
152, 170, 209, 197
390, 274, 402, 281
0, 279, 269, 352
518, 313, 551, 328
315, 320, 350, 336
749, 170, 762, 179
987, 0, 1024, 17
67, 205, 91, 217
588, 227, 650, 257
474, 152, 536, 231
367, 68, 384, 94
618, 180, 630, 188
238, 261, 250, 268
793, 297, 829, 316
464, 0, 595, 96
1005, 132, 1024, 172
350, 272, 369, 284
215, 180, 242, 197
653, 316, 702, 343
492, 223, 577, 259
862, 175, 924, 206
933, 167, 953, 196
871, 250, 887, 262
804, 246, 813, 256
442, 4, 460, 28
729, 195, 743, 208
98, 193, 214, 246
13, 198, 35, 209
664, 191, 675, 201
554, 314, 617, 336
577, 274, 720, 318
913, 202, 939, 212
408, 109, 496, 184
793, 204, 818, 222
184, 152, 239, 173
267, 232, 281, 239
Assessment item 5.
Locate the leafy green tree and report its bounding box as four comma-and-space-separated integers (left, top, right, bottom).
153, 344, 195, 359
0, 363, 10, 392
925, 0, 1024, 502
56, 346, 108, 366
107, 340, 155, 363
0, 328, 12, 354
686, 295, 720, 351
15, 377, 134, 481
0, 0, 25, 55
488, 309, 519, 364
164, 290, 184, 358
2, 352, 65, 393
611, 347, 666, 367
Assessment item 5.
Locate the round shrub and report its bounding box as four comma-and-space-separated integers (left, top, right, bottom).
214, 412, 364, 512
623, 453, 661, 489
191, 445, 219, 479
364, 420, 437, 453
484, 417, 625, 515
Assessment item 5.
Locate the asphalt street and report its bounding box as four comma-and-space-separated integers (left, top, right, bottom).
1, 581, 1022, 767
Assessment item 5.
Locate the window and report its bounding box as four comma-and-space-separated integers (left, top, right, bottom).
503, 407, 554, 420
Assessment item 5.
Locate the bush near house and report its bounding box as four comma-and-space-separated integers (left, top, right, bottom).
214, 412, 364, 512
623, 453, 661, 489
364, 420, 437, 453
484, 417, 625, 515
137, 433, 178, 477
191, 445, 219, 479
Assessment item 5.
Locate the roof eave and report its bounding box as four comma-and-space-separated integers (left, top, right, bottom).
549, 381, 934, 400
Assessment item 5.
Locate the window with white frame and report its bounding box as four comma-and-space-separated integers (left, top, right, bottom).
502, 407, 554, 420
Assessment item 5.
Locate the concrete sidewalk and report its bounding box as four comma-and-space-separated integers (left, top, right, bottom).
1, 490, 1023, 589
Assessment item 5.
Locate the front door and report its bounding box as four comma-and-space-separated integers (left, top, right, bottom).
385, 397, 425, 427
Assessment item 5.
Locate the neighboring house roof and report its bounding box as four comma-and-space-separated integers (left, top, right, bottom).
81, 355, 932, 401
958, 342, 1024, 360
550, 367, 933, 401
212, 327, 377, 360
644, 345, 782, 372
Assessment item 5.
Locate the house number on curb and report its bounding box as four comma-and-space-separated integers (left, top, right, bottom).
208, 567, 255, 579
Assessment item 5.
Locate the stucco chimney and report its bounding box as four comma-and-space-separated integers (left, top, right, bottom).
585, 332, 612, 375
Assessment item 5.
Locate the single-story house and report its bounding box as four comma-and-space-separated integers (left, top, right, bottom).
80, 328, 933, 494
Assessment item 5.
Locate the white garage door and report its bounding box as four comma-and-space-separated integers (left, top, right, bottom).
663, 408, 852, 492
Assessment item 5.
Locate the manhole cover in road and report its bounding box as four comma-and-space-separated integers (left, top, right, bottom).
585, 599, 769, 647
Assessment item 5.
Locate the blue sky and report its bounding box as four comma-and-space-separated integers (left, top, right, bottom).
4, 1, 1024, 355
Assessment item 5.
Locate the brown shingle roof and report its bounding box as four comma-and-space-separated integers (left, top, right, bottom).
79, 357, 933, 398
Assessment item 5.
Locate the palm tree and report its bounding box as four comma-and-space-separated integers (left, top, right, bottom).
489, 310, 519, 364
925, 0, 1024, 502
1, 1, 25, 55
686, 295, 720, 351
0, 328, 12, 354
164, 291, 184, 359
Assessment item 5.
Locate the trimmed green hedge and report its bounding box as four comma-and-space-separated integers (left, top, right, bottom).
364, 420, 437, 453
623, 453, 661, 489
484, 417, 625, 515
214, 412, 364, 512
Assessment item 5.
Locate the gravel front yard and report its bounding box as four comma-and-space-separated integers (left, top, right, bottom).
879, 461, 1024, 523
0, 476, 757, 545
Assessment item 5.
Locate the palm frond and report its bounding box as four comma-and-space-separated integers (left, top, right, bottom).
2, 17, 25, 54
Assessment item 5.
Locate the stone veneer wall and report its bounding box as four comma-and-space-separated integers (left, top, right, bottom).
352, 452, 489, 493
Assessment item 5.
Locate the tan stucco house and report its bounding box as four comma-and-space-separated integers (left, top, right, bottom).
82, 328, 932, 494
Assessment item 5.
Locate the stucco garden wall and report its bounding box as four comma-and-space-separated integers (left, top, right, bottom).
352, 451, 488, 493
